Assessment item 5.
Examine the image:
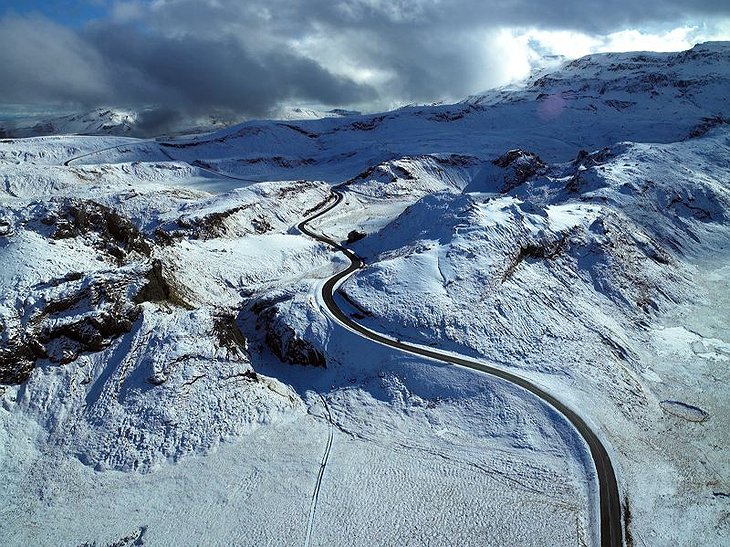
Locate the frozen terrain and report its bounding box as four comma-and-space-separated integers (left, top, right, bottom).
1, 42, 729, 546
0, 107, 235, 140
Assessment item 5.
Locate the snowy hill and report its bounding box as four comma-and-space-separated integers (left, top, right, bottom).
0, 108, 235, 139
158, 42, 730, 185
0, 108, 139, 138
270, 106, 363, 121
1, 42, 729, 546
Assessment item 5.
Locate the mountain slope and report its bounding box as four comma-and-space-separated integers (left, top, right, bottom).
0, 42, 729, 546
156, 41, 730, 183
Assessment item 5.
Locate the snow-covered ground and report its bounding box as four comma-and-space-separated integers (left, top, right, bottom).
336, 132, 730, 545
0, 137, 592, 545
0, 107, 236, 140
1, 42, 729, 546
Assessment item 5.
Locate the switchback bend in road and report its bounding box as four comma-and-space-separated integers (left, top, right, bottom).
297, 189, 624, 547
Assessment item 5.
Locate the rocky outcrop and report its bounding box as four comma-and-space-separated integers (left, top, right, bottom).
346, 230, 366, 243
48, 199, 151, 262
501, 235, 570, 283
566, 147, 615, 192
688, 115, 729, 138
1, 273, 142, 384
492, 149, 547, 193
253, 299, 326, 367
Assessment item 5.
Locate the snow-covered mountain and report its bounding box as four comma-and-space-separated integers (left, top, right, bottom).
0, 108, 139, 138
1, 42, 729, 546
270, 106, 363, 121
0, 108, 236, 139
0, 106, 364, 140
156, 42, 729, 185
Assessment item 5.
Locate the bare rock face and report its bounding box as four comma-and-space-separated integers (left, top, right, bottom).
566, 147, 615, 193
48, 199, 151, 262
492, 149, 547, 193
347, 230, 366, 243
1, 272, 142, 384
253, 298, 326, 367
0, 200, 177, 385
688, 115, 729, 138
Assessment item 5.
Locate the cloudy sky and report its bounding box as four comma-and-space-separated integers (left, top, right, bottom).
1, 0, 728, 128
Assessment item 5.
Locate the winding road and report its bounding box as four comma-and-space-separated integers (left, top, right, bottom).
63, 140, 154, 166
298, 189, 624, 547
60, 143, 623, 545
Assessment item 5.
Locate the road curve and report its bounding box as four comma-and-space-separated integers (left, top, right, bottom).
59, 141, 623, 545
63, 140, 154, 166
64, 141, 263, 184
298, 189, 624, 547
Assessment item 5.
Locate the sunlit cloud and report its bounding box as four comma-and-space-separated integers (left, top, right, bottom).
518, 19, 730, 61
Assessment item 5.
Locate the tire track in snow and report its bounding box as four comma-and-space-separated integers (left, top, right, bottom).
304, 394, 334, 547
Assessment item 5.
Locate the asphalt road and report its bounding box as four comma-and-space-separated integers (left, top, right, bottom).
298, 189, 624, 547
59, 143, 623, 545
63, 140, 156, 166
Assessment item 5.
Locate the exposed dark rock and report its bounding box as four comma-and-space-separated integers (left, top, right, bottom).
77, 525, 148, 547
255, 303, 326, 367
435, 154, 480, 167
49, 200, 151, 261
190, 159, 214, 170
302, 194, 337, 217
566, 147, 614, 192
175, 205, 247, 239
347, 115, 386, 131
134, 259, 171, 303
604, 99, 636, 110
240, 156, 316, 168
277, 180, 319, 199
572, 147, 614, 168
0, 220, 12, 237
276, 123, 318, 139
172, 203, 278, 240
1, 275, 142, 384
213, 314, 247, 358
688, 115, 729, 139
154, 228, 179, 246
492, 149, 547, 193
502, 235, 569, 283
346, 230, 366, 243
427, 109, 470, 122
0, 335, 46, 384
251, 216, 273, 234
134, 259, 193, 309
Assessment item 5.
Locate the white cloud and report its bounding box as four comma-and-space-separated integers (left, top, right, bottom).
519, 18, 730, 61
110, 1, 146, 23
602, 27, 697, 52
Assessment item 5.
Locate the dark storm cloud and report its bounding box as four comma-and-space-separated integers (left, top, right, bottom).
85, 22, 375, 117
0, 0, 728, 125
0, 14, 110, 104
134, 106, 184, 135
